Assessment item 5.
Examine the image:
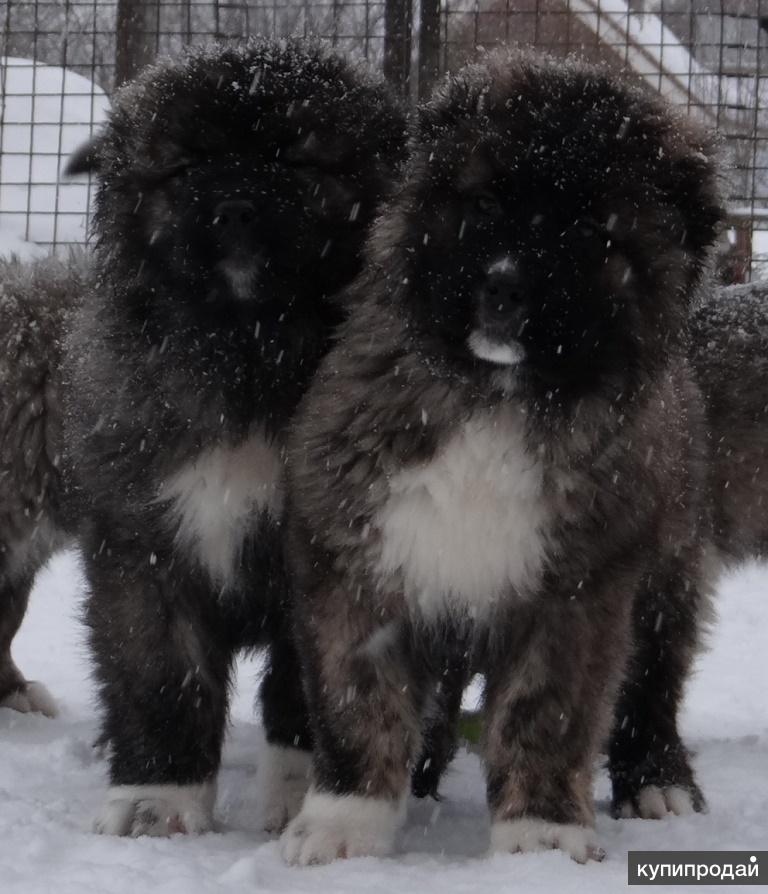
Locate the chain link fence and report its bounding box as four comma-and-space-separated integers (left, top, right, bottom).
1, 0, 766, 280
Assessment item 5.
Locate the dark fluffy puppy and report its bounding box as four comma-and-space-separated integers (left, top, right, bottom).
63, 39, 406, 836
0, 252, 86, 718
282, 51, 721, 864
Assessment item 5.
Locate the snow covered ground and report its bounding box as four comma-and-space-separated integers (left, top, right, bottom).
0, 227, 46, 261
1, 550, 766, 893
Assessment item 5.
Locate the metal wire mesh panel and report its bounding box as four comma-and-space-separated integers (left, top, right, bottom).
0, 55, 108, 250
1, 0, 767, 278
0, 0, 387, 255
434, 0, 768, 279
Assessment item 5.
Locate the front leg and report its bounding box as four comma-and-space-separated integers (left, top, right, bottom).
280, 576, 422, 866
84, 528, 233, 837
483, 589, 631, 863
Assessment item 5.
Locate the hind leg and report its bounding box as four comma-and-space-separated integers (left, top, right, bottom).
233, 525, 313, 833
0, 569, 56, 717
85, 534, 233, 837
257, 618, 313, 833
412, 633, 472, 799
609, 566, 706, 818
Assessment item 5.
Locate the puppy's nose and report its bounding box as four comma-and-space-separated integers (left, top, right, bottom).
213, 200, 256, 234
479, 262, 525, 321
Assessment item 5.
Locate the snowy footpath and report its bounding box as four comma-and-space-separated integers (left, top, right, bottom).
1, 550, 766, 894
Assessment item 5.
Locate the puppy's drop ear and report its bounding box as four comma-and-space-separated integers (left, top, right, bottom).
669, 137, 724, 258
63, 136, 104, 177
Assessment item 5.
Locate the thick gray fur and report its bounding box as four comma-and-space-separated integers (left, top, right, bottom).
0, 251, 86, 712
283, 50, 722, 862
61, 38, 406, 836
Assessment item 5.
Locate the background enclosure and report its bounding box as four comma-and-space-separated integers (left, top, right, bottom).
1, 0, 767, 277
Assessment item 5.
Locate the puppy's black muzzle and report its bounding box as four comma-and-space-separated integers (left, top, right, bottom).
477, 263, 529, 339
213, 200, 257, 239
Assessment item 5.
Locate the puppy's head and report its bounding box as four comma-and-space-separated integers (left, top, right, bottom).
92, 39, 406, 307
383, 52, 722, 400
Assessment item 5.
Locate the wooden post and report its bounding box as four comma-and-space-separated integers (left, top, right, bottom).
115, 0, 160, 87
418, 0, 441, 99
384, 0, 413, 95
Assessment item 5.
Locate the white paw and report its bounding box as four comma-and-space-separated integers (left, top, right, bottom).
280, 789, 405, 866
257, 742, 312, 833
93, 782, 216, 837
0, 681, 57, 718
490, 818, 604, 864
617, 784, 696, 819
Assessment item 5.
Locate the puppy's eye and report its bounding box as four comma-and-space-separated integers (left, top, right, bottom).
576, 218, 603, 239
473, 193, 503, 218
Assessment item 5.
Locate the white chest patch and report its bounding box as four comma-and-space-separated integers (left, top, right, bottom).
159, 429, 284, 588
373, 408, 550, 618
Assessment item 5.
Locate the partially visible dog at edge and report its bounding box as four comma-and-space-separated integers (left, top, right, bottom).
0, 251, 86, 718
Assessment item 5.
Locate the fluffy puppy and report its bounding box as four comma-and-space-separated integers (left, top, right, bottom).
0, 252, 86, 718
63, 39, 406, 837
282, 51, 721, 864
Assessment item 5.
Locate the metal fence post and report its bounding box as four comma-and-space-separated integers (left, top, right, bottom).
384, 0, 413, 95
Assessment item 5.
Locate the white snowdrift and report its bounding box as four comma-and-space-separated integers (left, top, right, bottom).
0, 226, 46, 261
